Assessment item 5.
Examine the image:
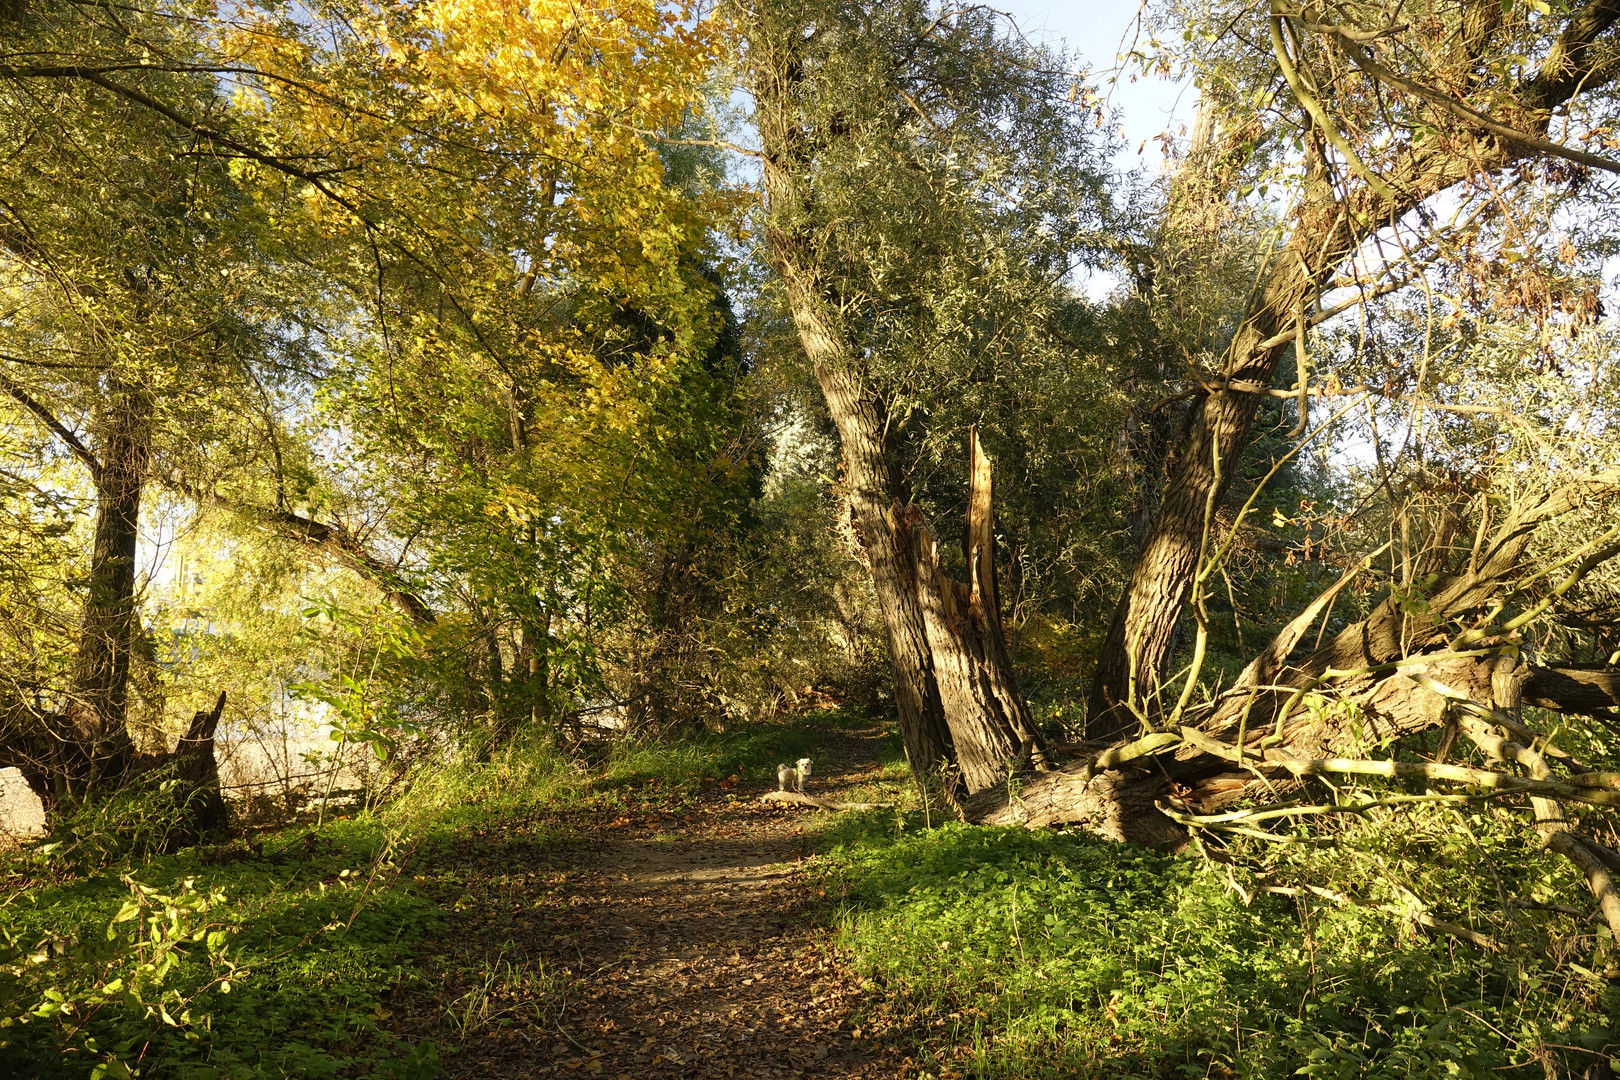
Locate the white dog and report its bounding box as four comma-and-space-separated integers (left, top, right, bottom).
795, 757, 813, 792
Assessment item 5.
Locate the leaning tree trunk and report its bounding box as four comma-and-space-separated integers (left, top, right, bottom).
1086, 157, 1368, 742
1086, 7, 1620, 742
806, 334, 956, 778
750, 36, 1041, 790
64, 385, 151, 794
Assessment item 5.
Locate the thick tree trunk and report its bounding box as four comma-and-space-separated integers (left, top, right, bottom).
810, 354, 956, 777
1086, 179, 1353, 741
744, 34, 953, 777
64, 386, 151, 792
909, 431, 1046, 791
749, 38, 1039, 789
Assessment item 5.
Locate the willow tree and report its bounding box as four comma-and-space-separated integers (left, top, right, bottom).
736, 0, 1120, 792
1087, 0, 1620, 737
941, 1, 1620, 939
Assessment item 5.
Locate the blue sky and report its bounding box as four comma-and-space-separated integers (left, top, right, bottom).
999, 0, 1193, 171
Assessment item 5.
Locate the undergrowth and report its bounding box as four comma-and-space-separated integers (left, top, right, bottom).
819, 811, 1620, 1079
0, 711, 859, 1079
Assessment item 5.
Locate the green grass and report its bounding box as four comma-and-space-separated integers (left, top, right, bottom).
0, 814, 445, 1080
27, 708, 1594, 1080
818, 811, 1620, 1079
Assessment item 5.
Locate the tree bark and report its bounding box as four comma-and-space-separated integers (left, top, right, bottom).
909, 431, 1047, 791
748, 34, 1040, 790
811, 352, 956, 778
746, 33, 952, 777
1087, 163, 1375, 740
163, 690, 230, 848
65, 384, 150, 792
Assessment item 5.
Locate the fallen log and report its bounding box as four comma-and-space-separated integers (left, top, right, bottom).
757, 790, 892, 811
958, 765, 1183, 844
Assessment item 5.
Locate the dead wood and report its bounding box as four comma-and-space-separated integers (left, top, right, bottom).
965, 478, 1620, 857
0, 689, 230, 847
958, 766, 1184, 845
162, 690, 230, 846
757, 790, 892, 811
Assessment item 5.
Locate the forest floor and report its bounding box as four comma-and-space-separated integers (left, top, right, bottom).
11, 712, 1604, 1080
392, 724, 924, 1080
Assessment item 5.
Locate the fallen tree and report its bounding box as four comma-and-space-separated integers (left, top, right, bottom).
959, 475, 1620, 939
1085, 0, 1620, 740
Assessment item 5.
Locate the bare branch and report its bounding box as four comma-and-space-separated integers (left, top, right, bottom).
0, 369, 99, 477
1280, 2, 1620, 174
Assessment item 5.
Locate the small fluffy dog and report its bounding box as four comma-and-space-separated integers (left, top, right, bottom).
776, 757, 815, 793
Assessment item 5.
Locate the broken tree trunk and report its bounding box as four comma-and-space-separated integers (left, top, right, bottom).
909, 430, 1048, 792
0, 690, 231, 847
164, 690, 230, 848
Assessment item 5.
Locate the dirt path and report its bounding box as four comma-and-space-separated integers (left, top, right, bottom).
402, 728, 921, 1079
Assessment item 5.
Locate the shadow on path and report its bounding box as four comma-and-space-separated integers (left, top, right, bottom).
399, 726, 925, 1080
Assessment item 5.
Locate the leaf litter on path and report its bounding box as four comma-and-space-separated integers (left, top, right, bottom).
394, 728, 928, 1079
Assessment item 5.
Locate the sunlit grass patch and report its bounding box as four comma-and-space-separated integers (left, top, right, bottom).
818, 814, 1620, 1079
0, 813, 444, 1079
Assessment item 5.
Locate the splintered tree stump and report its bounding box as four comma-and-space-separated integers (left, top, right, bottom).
0, 689, 231, 851
167, 690, 230, 846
